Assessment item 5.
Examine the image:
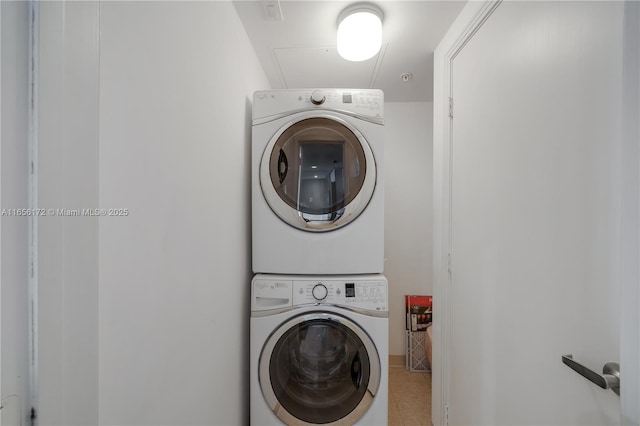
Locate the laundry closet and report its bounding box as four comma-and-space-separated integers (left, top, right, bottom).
3, 1, 636, 425
1, 2, 438, 424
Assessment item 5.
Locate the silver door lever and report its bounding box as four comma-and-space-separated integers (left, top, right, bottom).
562, 354, 620, 396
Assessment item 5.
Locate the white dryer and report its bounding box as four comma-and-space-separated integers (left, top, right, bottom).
252, 89, 384, 274
250, 274, 388, 426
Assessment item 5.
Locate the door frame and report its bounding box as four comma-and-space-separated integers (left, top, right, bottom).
620, 1, 640, 422
432, 3, 501, 424
432, 1, 639, 425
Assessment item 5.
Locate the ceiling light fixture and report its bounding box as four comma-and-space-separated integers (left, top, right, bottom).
337, 3, 383, 62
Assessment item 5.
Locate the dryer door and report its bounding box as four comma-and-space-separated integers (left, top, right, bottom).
260, 116, 376, 232
259, 312, 381, 425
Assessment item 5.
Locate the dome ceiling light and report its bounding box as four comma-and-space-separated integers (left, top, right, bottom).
337, 3, 384, 62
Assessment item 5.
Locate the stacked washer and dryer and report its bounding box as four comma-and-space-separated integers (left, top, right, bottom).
250, 89, 388, 425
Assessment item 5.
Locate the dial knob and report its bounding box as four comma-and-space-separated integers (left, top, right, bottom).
312, 283, 328, 301
310, 90, 325, 105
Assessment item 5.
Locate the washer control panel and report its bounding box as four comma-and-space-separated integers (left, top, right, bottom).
252, 274, 388, 312
293, 278, 387, 311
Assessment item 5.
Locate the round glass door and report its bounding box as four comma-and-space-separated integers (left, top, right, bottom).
259, 313, 381, 425
260, 116, 377, 232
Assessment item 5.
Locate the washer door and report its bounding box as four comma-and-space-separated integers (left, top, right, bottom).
259, 312, 381, 425
260, 116, 376, 232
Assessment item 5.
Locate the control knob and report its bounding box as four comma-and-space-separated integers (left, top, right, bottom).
310, 90, 326, 105
312, 283, 328, 301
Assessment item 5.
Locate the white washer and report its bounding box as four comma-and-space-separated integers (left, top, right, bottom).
250, 274, 388, 426
252, 89, 384, 274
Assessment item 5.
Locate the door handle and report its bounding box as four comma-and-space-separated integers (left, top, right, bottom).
277, 149, 288, 184
562, 354, 620, 396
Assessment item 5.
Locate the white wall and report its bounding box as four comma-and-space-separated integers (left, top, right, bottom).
35, 1, 269, 425
384, 102, 433, 356
98, 2, 269, 425
37, 2, 100, 424
1, 2, 31, 424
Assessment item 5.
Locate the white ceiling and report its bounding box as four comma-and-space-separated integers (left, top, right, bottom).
233, 1, 467, 102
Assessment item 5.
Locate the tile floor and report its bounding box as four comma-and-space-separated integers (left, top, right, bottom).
388, 366, 432, 426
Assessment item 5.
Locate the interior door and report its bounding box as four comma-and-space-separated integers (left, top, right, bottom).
446, 1, 637, 424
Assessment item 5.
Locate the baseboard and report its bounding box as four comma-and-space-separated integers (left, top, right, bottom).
389, 355, 405, 367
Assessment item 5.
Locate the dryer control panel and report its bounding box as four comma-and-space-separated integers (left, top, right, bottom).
252, 89, 384, 124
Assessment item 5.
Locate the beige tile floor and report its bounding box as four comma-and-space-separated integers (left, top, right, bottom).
388, 366, 432, 426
